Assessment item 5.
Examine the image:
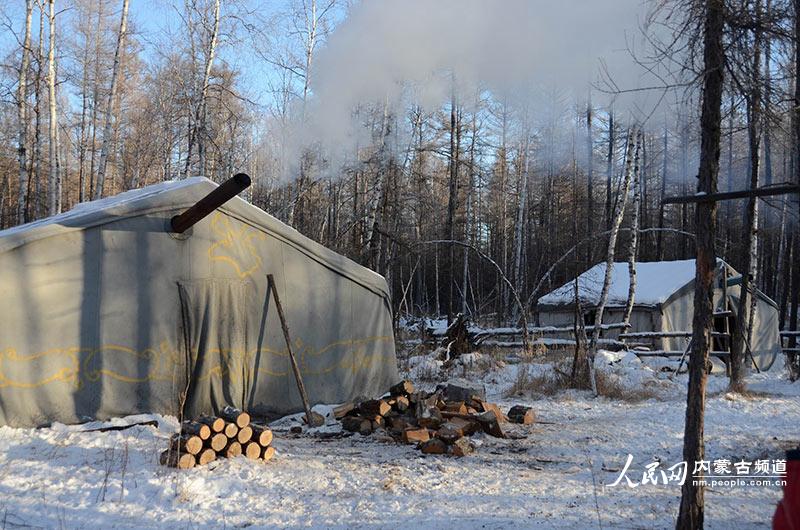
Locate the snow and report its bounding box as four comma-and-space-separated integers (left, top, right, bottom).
538, 259, 706, 306
0, 351, 796, 528
0, 178, 206, 239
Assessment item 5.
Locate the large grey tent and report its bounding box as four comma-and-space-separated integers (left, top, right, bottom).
0, 177, 398, 427
536, 259, 782, 370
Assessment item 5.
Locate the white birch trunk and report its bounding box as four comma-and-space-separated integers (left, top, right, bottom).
512, 135, 530, 317
364, 98, 391, 263
462, 103, 478, 315
197, 0, 221, 177
622, 130, 643, 328
589, 126, 638, 393
747, 199, 759, 344
17, 0, 33, 223
47, 0, 60, 215
94, 0, 130, 199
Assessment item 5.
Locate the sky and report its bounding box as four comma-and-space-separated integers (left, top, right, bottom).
0, 0, 290, 108
1, 0, 657, 110
0, 0, 673, 180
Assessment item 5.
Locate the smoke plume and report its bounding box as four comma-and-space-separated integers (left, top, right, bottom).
283, 0, 669, 177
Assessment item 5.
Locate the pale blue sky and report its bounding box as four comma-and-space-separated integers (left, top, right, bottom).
0, 0, 297, 108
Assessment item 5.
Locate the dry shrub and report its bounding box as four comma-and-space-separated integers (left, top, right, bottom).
504, 361, 571, 398
505, 359, 662, 402
521, 340, 548, 359
454, 351, 503, 379
593, 370, 661, 402
413, 359, 441, 382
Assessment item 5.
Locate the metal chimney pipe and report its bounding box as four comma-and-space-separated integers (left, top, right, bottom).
170, 173, 251, 234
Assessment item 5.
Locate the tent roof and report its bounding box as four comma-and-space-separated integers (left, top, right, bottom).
0, 177, 389, 298
538, 259, 708, 307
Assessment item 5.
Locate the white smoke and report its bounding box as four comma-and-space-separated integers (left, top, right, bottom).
280, 0, 673, 179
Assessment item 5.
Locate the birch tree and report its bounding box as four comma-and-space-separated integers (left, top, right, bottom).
585, 95, 594, 265
622, 130, 643, 328
512, 127, 530, 320
730, 0, 763, 391
94, 0, 130, 199
605, 110, 615, 231
46, 0, 60, 215
31, 1, 45, 219
588, 126, 638, 392
445, 89, 459, 322
16, 0, 34, 223
184, 0, 221, 178
787, 0, 800, 378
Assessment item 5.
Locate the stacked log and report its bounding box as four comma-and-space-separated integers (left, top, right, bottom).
336, 380, 535, 457
160, 407, 276, 469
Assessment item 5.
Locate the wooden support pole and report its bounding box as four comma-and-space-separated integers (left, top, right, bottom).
266, 274, 320, 427
662, 184, 799, 205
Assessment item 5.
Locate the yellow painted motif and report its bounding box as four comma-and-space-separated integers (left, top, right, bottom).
207, 213, 267, 279
0, 342, 184, 389
0, 337, 393, 388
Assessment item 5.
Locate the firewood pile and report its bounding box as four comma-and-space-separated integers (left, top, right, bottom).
160, 406, 275, 469
335, 380, 535, 457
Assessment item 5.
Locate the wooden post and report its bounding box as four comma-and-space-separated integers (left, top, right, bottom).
266, 274, 320, 427
670, 338, 693, 379
722, 265, 730, 375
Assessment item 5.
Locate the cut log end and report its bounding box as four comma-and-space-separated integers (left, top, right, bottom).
360, 399, 391, 417
220, 406, 250, 429
197, 448, 216, 466
252, 426, 273, 447
198, 416, 225, 433
508, 405, 535, 425
209, 433, 228, 452
402, 428, 430, 444
170, 433, 203, 455
262, 446, 276, 462
244, 442, 262, 460
224, 441, 242, 459
160, 450, 196, 469
451, 437, 475, 457
389, 380, 415, 396
237, 426, 253, 444
182, 422, 211, 440
224, 422, 239, 439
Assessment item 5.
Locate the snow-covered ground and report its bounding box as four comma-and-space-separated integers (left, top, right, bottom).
0, 350, 796, 529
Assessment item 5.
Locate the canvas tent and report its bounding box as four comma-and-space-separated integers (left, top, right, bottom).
0, 177, 398, 427
536, 259, 782, 371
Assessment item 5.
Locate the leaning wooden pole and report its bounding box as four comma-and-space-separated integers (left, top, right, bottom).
266, 274, 317, 427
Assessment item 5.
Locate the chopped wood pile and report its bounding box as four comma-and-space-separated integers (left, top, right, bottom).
160, 406, 275, 469
336, 380, 535, 457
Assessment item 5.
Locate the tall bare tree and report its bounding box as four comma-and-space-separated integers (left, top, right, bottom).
94, 0, 130, 199
623, 130, 643, 328
588, 127, 638, 392
730, 0, 763, 390
46, 0, 60, 215
677, 0, 725, 526
184, 0, 221, 178
17, 0, 34, 223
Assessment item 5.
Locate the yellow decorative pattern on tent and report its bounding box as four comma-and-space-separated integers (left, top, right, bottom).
0, 347, 81, 389
207, 213, 267, 279
192, 335, 394, 380
0, 342, 183, 389
0, 337, 392, 388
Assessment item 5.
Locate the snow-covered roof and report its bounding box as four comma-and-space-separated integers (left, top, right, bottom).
538, 259, 705, 307
0, 177, 203, 241
0, 177, 390, 298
